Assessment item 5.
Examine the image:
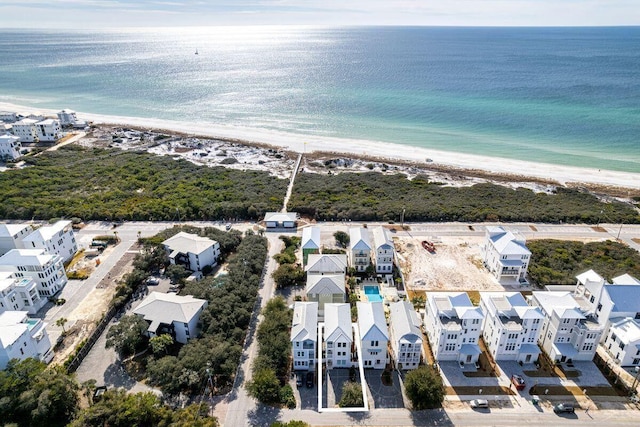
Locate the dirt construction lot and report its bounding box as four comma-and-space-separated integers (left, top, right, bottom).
395, 235, 510, 292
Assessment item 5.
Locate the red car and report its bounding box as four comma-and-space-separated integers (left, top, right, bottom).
511, 374, 525, 390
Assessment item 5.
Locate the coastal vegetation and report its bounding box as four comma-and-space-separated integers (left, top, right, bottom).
288, 172, 639, 224
404, 366, 445, 410
272, 236, 305, 289
0, 146, 286, 221
527, 239, 640, 286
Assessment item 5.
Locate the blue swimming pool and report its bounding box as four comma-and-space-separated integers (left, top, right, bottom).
364, 285, 383, 303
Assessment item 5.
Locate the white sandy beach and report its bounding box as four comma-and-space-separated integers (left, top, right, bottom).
2, 101, 639, 190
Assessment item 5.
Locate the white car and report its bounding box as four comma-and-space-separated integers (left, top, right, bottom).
470, 399, 489, 409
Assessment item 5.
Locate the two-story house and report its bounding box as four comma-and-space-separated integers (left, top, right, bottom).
301, 226, 321, 266
372, 227, 394, 276
162, 232, 220, 273
349, 227, 372, 273
424, 292, 484, 364
323, 303, 353, 369
291, 301, 318, 371
481, 226, 531, 285
357, 301, 389, 369
480, 292, 544, 363
389, 300, 422, 370
530, 291, 603, 363
22, 220, 78, 263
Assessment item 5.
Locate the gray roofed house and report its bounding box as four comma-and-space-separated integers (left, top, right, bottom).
291, 301, 318, 371
324, 303, 353, 369
301, 226, 321, 265
162, 232, 220, 273
305, 254, 348, 275
389, 300, 422, 370
372, 227, 394, 275
482, 226, 531, 285
357, 301, 389, 369
349, 227, 372, 273
133, 292, 208, 344
305, 274, 345, 318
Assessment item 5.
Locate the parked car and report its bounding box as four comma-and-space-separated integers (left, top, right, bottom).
470, 399, 489, 409
511, 374, 525, 390
225, 223, 232, 231
146, 277, 160, 286
295, 372, 303, 387
553, 403, 575, 414
306, 371, 314, 388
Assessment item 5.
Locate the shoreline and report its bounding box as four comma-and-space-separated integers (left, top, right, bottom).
2, 101, 639, 191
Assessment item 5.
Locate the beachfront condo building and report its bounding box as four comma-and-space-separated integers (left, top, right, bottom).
389, 300, 422, 370
0, 249, 68, 297
372, 227, 394, 276
357, 301, 389, 369
11, 118, 38, 142
424, 292, 484, 364
35, 119, 62, 142
0, 271, 46, 314
480, 292, 544, 363
349, 227, 372, 273
0, 311, 53, 369
0, 134, 23, 160
22, 220, 78, 263
481, 226, 531, 285
57, 109, 78, 126
291, 301, 318, 371
0, 223, 32, 256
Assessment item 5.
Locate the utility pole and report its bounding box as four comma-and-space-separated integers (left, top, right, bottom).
401, 207, 406, 229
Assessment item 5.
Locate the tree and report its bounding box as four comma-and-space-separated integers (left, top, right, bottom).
245, 368, 281, 404
106, 314, 149, 358
165, 264, 190, 284
338, 381, 364, 407
404, 366, 445, 410
18, 366, 79, 426
271, 263, 305, 288
333, 231, 350, 248
149, 334, 174, 355
56, 317, 68, 333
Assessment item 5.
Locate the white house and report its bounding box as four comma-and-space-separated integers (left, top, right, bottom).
0, 249, 68, 297
603, 318, 640, 367
0, 272, 46, 314
0, 223, 32, 256
0, 134, 22, 160
306, 254, 348, 276
305, 274, 345, 317
133, 292, 208, 344
349, 227, 372, 273
482, 226, 531, 285
0, 112, 17, 123
264, 212, 297, 230
22, 220, 78, 263
480, 292, 544, 363
389, 300, 422, 370
57, 109, 78, 126
530, 291, 603, 363
162, 232, 220, 273
357, 301, 389, 369
424, 292, 484, 364
35, 119, 62, 142
291, 301, 318, 371
372, 227, 394, 275
301, 226, 321, 265
0, 311, 52, 369
323, 303, 353, 369
11, 118, 38, 142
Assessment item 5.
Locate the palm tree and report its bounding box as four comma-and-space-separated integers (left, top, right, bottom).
56, 317, 68, 333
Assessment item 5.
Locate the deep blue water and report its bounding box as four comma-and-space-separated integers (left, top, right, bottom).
0, 26, 638, 172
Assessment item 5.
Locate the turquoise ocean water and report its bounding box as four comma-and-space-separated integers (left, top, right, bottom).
0, 26, 638, 172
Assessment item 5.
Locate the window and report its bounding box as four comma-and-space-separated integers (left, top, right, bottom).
473, 319, 479, 324
445, 343, 456, 352
371, 340, 379, 347
582, 343, 594, 352
505, 343, 516, 351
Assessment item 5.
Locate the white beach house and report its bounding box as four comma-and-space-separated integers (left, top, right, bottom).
372, 226, 394, 275
291, 301, 318, 371
0, 134, 23, 161
424, 292, 484, 364
133, 292, 208, 344
349, 227, 372, 273
35, 119, 62, 142
305, 254, 348, 276
11, 118, 38, 142
301, 226, 321, 265
0, 311, 52, 369
305, 274, 346, 317
603, 318, 640, 367
323, 303, 353, 369
162, 232, 220, 273
57, 109, 78, 126
0, 249, 68, 297
357, 301, 389, 369
530, 291, 603, 363
0, 112, 17, 123
481, 226, 531, 285
0, 271, 46, 314
264, 212, 297, 230
22, 220, 78, 263
389, 300, 422, 370
480, 292, 544, 363
0, 223, 32, 256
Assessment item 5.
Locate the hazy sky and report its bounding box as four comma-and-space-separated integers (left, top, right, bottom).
1, 0, 639, 28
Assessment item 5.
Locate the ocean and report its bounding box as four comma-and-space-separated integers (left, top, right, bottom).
0, 26, 638, 173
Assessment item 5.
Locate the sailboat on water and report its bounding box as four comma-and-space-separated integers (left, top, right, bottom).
195, 48, 199, 55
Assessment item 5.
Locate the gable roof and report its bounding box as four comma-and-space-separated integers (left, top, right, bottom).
264, 212, 297, 222
349, 228, 372, 251
305, 254, 348, 273
0, 249, 57, 267
389, 300, 422, 344
162, 232, 217, 255
133, 292, 207, 327
576, 269, 605, 285
531, 291, 585, 319
0, 311, 29, 348
23, 220, 71, 243
324, 303, 352, 343
372, 227, 393, 250
357, 301, 389, 341
482, 292, 544, 321
290, 302, 318, 343
488, 228, 530, 256
0, 223, 31, 238
305, 274, 345, 295
611, 274, 640, 286
301, 226, 321, 250
430, 292, 484, 320
605, 285, 640, 314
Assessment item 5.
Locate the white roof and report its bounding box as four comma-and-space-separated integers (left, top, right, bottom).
59, 109, 76, 114
481, 292, 544, 321
357, 301, 389, 341
576, 269, 605, 285
305, 254, 347, 274
0, 134, 20, 143
305, 274, 345, 295
531, 291, 584, 319
0, 223, 31, 238
0, 311, 29, 348
162, 232, 217, 255
290, 302, 318, 343
301, 226, 321, 250
372, 227, 393, 250
609, 318, 640, 344
612, 274, 640, 286
264, 212, 297, 222
36, 118, 59, 125
0, 249, 56, 267
487, 228, 530, 256
13, 118, 37, 126
133, 292, 207, 325
389, 300, 422, 344
23, 220, 71, 243
349, 228, 372, 251
324, 303, 352, 343
430, 292, 484, 320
